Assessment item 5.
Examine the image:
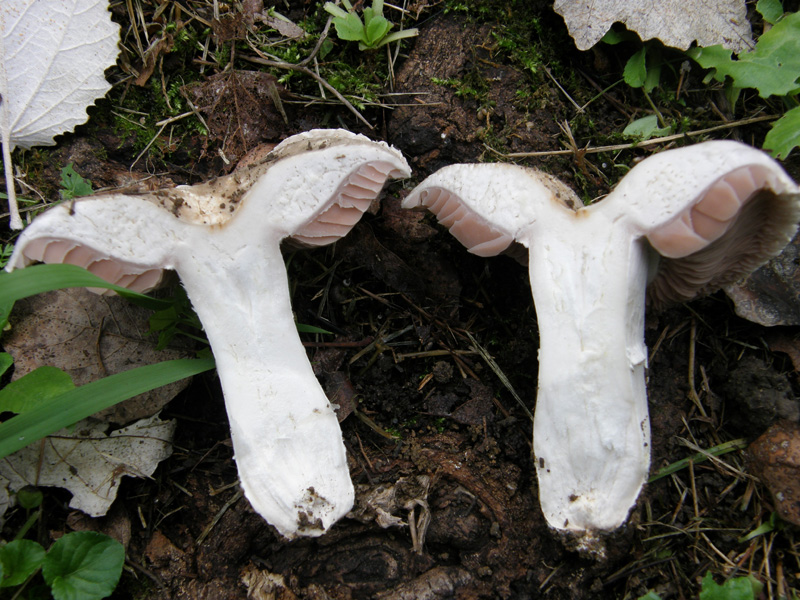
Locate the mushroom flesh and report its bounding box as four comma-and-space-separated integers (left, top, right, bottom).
7, 129, 411, 538
402, 140, 800, 533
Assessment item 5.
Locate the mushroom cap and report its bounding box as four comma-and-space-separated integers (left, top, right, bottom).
404, 141, 800, 309
7, 129, 410, 293
608, 141, 800, 308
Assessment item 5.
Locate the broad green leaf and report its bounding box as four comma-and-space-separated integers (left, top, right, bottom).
699, 572, 760, 600
0, 264, 171, 325
0, 539, 46, 587
756, 0, 784, 24
365, 15, 391, 46
688, 12, 800, 98
622, 115, 673, 140
0, 353, 12, 378
373, 0, 385, 17
42, 532, 124, 600
624, 48, 647, 88
0, 357, 214, 459
763, 104, 800, 159
333, 12, 366, 42
0, 366, 75, 414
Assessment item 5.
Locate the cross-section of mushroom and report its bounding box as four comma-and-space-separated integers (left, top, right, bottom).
6, 129, 411, 538
403, 140, 800, 534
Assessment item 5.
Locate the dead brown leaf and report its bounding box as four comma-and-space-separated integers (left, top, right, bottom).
3, 288, 193, 424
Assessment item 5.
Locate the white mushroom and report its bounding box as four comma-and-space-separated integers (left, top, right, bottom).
403, 140, 800, 534
6, 129, 411, 538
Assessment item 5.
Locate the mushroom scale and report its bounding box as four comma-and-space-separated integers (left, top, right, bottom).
403, 140, 800, 535
7, 129, 411, 538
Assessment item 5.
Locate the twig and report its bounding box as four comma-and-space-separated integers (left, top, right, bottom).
486, 114, 779, 159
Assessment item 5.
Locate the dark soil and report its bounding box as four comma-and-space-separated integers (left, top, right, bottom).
2, 1, 799, 599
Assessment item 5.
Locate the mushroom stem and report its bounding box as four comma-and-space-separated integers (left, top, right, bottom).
523, 208, 650, 531
177, 231, 352, 538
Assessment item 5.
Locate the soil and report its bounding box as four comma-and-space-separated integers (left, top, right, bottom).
2, 1, 800, 599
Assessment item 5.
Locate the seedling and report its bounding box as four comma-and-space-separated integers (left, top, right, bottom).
688, 5, 800, 159
323, 0, 418, 50
58, 163, 93, 201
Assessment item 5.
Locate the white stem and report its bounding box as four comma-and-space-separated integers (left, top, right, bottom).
176, 225, 353, 538
524, 208, 651, 532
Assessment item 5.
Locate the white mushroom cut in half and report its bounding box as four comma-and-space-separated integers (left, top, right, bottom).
7, 129, 411, 538
403, 140, 800, 534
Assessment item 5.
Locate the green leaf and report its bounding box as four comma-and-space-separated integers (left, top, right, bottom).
322, 2, 349, 19
624, 47, 647, 88
0, 539, 46, 587
699, 572, 761, 600
16, 486, 44, 510
0, 264, 171, 325
59, 164, 93, 201
0, 357, 215, 459
756, 0, 784, 24
688, 12, 800, 98
42, 532, 124, 600
0, 366, 75, 414
364, 15, 391, 46
333, 12, 367, 42
0, 353, 12, 378
637, 593, 661, 600
763, 104, 800, 159
376, 27, 419, 48
296, 323, 333, 334
622, 115, 673, 140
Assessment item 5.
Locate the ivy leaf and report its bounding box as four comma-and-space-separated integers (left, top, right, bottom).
0, 0, 119, 229
763, 105, 800, 159
688, 11, 800, 98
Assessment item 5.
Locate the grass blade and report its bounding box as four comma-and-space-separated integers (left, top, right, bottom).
0, 358, 215, 459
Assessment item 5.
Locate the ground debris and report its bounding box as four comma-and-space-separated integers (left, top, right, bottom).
747, 420, 800, 526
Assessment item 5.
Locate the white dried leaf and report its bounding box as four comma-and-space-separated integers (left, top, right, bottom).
0, 0, 120, 228
553, 0, 753, 52
0, 414, 176, 518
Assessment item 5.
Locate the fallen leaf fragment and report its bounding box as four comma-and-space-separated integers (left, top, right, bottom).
0, 0, 120, 228
0, 414, 176, 518
553, 0, 753, 52
4, 288, 193, 424
747, 420, 800, 526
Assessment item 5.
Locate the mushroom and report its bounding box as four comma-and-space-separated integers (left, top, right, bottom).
402, 140, 800, 534
6, 129, 411, 538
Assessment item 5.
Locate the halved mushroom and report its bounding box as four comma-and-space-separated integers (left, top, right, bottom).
7, 129, 411, 538
403, 140, 800, 535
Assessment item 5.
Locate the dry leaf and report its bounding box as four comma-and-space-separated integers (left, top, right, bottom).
3, 288, 193, 425
0, 414, 176, 518
0, 0, 120, 228
553, 0, 753, 52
